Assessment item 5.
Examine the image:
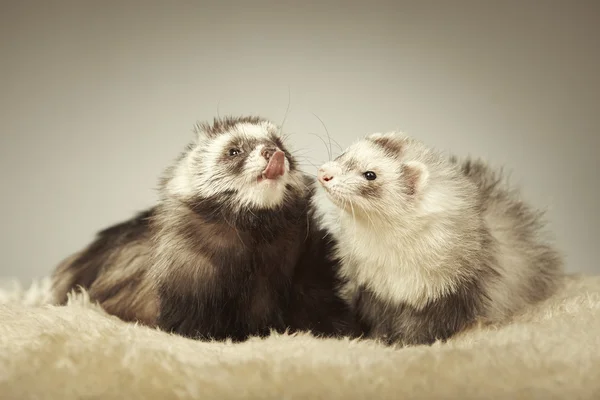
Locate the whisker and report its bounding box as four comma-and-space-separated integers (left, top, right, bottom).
311, 113, 335, 160
288, 150, 322, 161
345, 200, 359, 260
294, 159, 321, 165
305, 132, 333, 162
307, 131, 343, 156
292, 155, 320, 162
301, 160, 321, 169
312, 113, 344, 154
279, 85, 292, 137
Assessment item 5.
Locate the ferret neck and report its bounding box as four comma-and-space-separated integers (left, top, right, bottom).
181, 191, 307, 239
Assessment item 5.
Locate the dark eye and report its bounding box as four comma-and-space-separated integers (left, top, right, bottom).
228, 148, 241, 156
363, 171, 377, 181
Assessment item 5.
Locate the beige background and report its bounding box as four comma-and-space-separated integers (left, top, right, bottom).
1, 0, 598, 283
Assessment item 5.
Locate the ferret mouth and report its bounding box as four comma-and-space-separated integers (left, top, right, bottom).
322, 186, 343, 204
257, 150, 286, 182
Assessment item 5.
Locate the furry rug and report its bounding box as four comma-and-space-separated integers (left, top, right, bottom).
1, 275, 600, 399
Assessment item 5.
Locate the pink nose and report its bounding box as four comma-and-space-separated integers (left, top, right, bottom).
261, 147, 280, 160
318, 168, 334, 184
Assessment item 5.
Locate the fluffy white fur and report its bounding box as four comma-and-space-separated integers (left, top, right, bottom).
315, 131, 560, 323
315, 132, 478, 308
1, 274, 599, 399
314, 183, 460, 307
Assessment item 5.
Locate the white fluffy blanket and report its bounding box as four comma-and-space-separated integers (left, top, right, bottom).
1, 274, 600, 399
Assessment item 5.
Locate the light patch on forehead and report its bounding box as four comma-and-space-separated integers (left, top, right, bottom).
230, 122, 277, 139
338, 140, 388, 171
207, 133, 236, 153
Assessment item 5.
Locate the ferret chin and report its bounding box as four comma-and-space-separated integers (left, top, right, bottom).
313, 131, 564, 346
51, 115, 358, 342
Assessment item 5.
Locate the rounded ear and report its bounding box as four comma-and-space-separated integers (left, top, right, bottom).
366, 132, 385, 140
366, 131, 404, 140
402, 161, 429, 196
367, 131, 406, 156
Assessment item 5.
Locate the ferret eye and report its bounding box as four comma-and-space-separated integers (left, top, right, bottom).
363, 171, 377, 181
228, 148, 241, 156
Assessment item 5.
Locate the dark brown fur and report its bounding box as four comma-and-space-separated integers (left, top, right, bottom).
285, 204, 359, 336
52, 209, 158, 325
354, 280, 486, 346
150, 180, 358, 341
52, 116, 358, 342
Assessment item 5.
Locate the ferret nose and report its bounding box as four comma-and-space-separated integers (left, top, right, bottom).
261, 146, 279, 160
318, 168, 334, 184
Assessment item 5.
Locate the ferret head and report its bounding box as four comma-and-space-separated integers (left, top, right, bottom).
316, 132, 474, 227
165, 116, 303, 210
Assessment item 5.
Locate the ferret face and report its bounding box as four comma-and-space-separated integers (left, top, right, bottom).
168, 116, 302, 210
316, 132, 432, 222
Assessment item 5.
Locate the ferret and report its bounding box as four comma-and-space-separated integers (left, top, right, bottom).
52, 115, 357, 342
313, 131, 563, 346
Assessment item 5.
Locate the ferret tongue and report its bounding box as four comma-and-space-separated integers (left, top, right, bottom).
262, 151, 285, 180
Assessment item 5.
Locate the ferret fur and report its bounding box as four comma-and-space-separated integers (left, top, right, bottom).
52, 116, 357, 342
313, 131, 564, 346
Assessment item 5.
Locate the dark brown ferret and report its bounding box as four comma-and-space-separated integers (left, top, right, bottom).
52, 116, 358, 341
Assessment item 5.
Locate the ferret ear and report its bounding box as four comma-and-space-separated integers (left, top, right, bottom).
402, 161, 429, 196
367, 131, 405, 156
366, 131, 403, 141
366, 132, 385, 140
